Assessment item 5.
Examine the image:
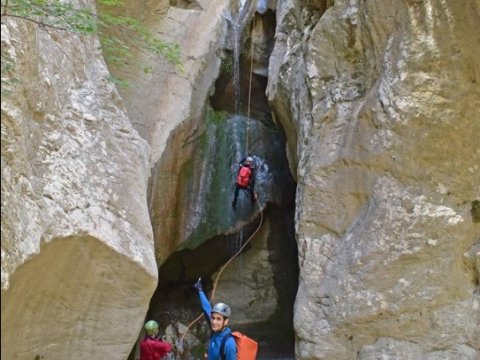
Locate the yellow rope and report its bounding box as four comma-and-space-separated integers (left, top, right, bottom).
180, 13, 259, 346
179, 313, 203, 343
210, 197, 263, 302
246, 14, 256, 154
211, 12, 259, 303
180, 198, 264, 342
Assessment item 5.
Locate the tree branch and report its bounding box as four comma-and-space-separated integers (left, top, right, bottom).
1, 13, 68, 31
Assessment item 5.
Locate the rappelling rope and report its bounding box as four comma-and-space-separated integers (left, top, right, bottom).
179, 13, 259, 346
180, 198, 264, 343
211, 13, 260, 303
245, 13, 256, 154
210, 197, 263, 302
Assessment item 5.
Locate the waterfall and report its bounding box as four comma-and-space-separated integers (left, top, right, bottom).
232, 23, 242, 113
234, 228, 244, 273
224, 0, 256, 114
231, 114, 245, 161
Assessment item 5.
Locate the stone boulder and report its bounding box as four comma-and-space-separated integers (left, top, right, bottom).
1, 11, 155, 360
267, 0, 480, 358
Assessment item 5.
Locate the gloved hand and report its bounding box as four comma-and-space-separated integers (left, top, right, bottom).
193, 277, 203, 292
156, 334, 167, 341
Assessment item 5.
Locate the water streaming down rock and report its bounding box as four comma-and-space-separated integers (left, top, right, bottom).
231, 228, 244, 274
230, 113, 246, 163
232, 23, 242, 113
152, 111, 282, 253
224, 9, 240, 113
225, 0, 255, 113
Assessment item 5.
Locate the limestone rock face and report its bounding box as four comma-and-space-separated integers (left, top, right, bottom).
108, 0, 291, 261
109, 0, 230, 165
1, 13, 155, 360
267, 0, 480, 359
105, 0, 233, 264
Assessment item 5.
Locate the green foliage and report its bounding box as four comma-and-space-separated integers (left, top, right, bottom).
1, 0, 97, 33
0, 0, 182, 93
107, 75, 130, 88
143, 65, 153, 74
96, 2, 181, 71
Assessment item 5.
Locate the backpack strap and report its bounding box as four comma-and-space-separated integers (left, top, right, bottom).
219, 332, 233, 360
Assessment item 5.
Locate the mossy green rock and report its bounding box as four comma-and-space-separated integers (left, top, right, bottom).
149, 107, 294, 263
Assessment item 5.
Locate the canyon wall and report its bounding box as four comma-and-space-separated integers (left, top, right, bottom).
3, 0, 480, 359
1, 8, 156, 360
267, 0, 480, 358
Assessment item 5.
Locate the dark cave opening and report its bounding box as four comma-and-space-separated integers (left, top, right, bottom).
210, 9, 276, 128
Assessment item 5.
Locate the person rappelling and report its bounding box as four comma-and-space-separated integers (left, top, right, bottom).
231, 156, 257, 210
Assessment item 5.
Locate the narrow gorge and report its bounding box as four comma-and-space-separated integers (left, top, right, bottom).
1, 0, 479, 360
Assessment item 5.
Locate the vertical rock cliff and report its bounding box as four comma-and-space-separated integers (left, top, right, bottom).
1, 8, 156, 360
267, 0, 480, 358
3, 0, 480, 359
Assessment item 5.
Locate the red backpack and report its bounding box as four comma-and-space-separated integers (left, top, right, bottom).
236, 166, 252, 187
220, 331, 258, 360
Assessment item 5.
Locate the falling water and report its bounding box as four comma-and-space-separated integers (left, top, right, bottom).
234, 228, 244, 273
225, 0, 254, 114
223, 0, 259, 276
232, 23, 241, 113
230, 113, 245, 162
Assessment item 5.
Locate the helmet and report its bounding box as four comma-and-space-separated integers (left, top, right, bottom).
245, 157, 254, 163
144, 320, 159, 336
211, 302, 231, 318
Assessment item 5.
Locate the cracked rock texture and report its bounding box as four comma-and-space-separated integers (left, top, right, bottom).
1, 8, 155, 360
3, 0, 480, 359
267, 0, 480, 359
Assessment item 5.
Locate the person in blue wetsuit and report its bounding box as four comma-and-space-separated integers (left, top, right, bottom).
193, 278, 237, 360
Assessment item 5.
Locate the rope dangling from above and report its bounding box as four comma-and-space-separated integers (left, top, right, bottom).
180, 197, 264, 342
245, 13, 256, 154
